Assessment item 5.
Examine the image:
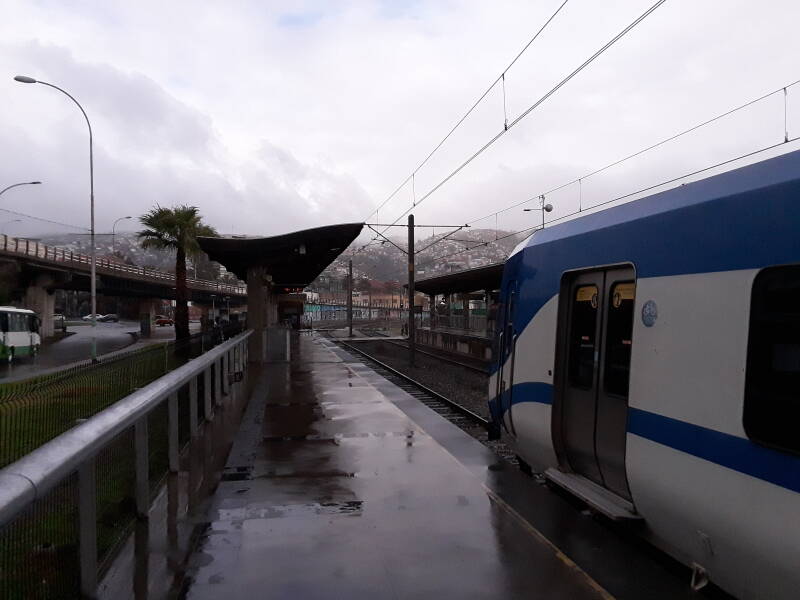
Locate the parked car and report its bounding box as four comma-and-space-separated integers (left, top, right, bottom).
155, 315, 174, 326
99, 314, 119, 322
53, 313, 67, 332
81, 313, 104, 322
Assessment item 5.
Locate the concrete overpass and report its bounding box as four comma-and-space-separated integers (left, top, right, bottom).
0, 234, 246, 337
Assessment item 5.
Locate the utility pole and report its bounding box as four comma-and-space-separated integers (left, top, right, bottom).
407, 214, 415, 367
365, 218, 468, 368
347, 259, 353, 338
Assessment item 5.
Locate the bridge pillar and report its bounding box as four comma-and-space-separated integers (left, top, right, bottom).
25, 275, 55, 338
139, 299, 159, 338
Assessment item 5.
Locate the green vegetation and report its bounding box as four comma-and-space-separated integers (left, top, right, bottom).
138, 205, 217, 342
0, 332, 217, 598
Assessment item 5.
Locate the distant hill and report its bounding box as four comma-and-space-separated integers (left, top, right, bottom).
34, 227, 527, 290
313, 228, 526, 289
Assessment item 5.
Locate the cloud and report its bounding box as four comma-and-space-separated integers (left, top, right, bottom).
0, 0, 798, 254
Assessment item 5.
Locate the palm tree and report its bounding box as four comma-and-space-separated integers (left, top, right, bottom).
138, 205, 217, 341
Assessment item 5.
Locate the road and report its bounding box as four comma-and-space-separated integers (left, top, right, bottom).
0, 321, 139, 381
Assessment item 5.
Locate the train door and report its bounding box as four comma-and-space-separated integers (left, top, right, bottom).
555, 267, 635, 501
497, 280, 518, 436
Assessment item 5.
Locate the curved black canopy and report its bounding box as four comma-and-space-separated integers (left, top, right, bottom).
414, 262, 504, 295
198, 222, 363, 285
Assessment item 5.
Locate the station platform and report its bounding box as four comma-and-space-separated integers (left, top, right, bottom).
182, 333, 705, 599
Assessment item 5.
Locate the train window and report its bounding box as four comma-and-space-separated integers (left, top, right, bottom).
568, 285, 598, 389
603, 282, 635, 397
744, 266, 800, 455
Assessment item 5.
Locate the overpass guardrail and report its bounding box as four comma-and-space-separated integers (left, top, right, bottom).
0, 234, 246, 295
0, 328, 251, 598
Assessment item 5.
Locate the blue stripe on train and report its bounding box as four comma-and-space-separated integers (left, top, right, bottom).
491, 384, 800, 494
627, 407, 800, 495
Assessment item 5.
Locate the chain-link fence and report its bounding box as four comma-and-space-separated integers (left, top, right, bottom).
0, 323, 243, 469
0, 329, 250, 599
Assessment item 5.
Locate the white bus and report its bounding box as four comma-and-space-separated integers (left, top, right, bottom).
0, 307, 41, 363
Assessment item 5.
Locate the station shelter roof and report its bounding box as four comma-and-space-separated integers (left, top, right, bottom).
413, 262, 504, 296
198, 223, 363, 287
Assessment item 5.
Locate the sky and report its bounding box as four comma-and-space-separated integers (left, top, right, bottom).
1, 0, 799, 254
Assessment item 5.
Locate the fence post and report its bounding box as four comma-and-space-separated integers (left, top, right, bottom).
78, 459, 98, 597
204, 367, 212, 419
189, 376, 199, 436
168, 393, 179, 473
134, 418, 149, 518
222, 352, 230, 396
214, 358, 222, 406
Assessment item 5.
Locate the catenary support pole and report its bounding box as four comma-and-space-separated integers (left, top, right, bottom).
408, 214, 415, 367
347, 259, 353, 337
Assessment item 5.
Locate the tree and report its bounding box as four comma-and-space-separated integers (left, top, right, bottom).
138, 205, 217, 341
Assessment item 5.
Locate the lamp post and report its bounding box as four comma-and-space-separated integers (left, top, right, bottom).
523, 194, 554, 229
16, 75, 98, 361
0, 181, 41, 198
112, 215, 132, 255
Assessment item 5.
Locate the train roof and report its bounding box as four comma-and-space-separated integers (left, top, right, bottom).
514, 148, 800, 261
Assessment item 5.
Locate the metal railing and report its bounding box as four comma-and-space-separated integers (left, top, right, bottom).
0, 323, 244, 469
0, 330, 252, 598
0, 234, 246, 296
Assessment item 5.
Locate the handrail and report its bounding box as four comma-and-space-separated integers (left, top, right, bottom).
0, 233, 246, 295
0, 329, 252, 527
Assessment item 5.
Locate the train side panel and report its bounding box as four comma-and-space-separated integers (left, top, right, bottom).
504, 294, 559, 470
627, 269, 800, 600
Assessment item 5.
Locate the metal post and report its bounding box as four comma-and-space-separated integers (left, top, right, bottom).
347, 259, 353, 337
214, 358, 222, 406
408, 214, 416, 367
204, 367, 213, 418
134, 418, 149, 518
78, 459, 98, 597
168, 393, 179, 472
222, 352, 230, 396
189, 376, 199, 436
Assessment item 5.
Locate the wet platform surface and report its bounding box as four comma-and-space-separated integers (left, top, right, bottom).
182, 333, 706, 599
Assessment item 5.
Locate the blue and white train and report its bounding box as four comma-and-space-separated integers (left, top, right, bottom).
488, 149, 800, 600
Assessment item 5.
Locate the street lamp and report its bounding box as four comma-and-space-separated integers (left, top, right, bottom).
523, 194, 554, 229
16, 75, 98, 361
112, 216, 132, 255
0, 181, 41, 198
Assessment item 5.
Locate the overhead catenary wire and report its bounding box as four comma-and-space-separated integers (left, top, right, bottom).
0, 207, 89, 232
378, 0, 669, 237
462, 78, 800, 229
422, 136, 800, 264
364, 0, 571, 221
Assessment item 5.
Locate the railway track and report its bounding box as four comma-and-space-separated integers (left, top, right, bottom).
354, 329, 489, 374
334, 338, 517, 465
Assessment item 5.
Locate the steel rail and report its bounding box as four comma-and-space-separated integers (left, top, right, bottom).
0, 330, 252, 528
354, 332, 489, 374
335, 339, 488, 427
